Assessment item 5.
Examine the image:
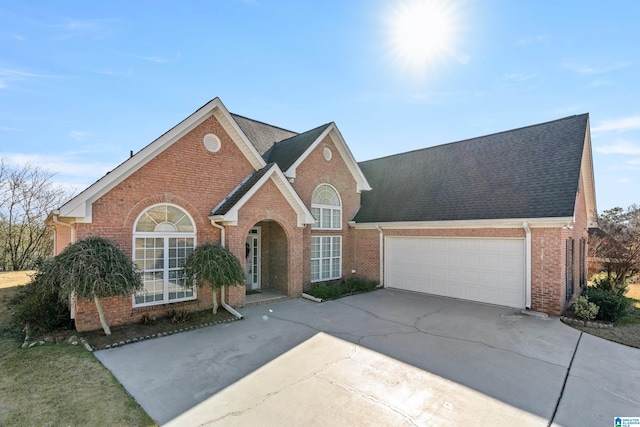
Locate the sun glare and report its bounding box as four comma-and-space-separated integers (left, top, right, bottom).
387, 0, 457, 76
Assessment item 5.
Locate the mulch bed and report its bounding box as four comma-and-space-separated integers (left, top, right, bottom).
80, 307, 238, 350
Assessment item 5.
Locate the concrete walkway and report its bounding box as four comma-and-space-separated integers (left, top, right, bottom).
95, 289, 640, 426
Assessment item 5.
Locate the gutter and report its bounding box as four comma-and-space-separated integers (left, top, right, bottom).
51, 214, 77, 321
522, 221, 532, 309
210, 219, 243, 319
375, 225, 384, 287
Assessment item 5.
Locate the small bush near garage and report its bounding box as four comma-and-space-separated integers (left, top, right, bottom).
582, 286, 634, 322
308, 277, 378, 300
572, 296, 599, 321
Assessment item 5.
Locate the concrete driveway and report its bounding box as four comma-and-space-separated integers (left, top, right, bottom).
95, 289, 640, 426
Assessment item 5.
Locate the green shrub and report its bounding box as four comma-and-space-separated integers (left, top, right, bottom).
572, 296, 599, 321
6, 277, 70, 333
308, 277, 378, 300
582, 287, 633, 322
592, 275, 628, 296
343, 277, 378, 294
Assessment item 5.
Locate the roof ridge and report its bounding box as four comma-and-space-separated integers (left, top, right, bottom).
230, 112, 298, 135
271, 122, 333, 146
359, 113, 589, 165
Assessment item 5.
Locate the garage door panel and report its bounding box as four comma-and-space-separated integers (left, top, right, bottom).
385, 237, 525, 308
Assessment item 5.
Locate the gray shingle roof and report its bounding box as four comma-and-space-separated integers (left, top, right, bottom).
231, 114, 298, 156
211, 164, 275, 216
263, 123, 332, 171
354, 114, 589, 223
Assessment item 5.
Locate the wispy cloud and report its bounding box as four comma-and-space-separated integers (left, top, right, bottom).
126, 52, 182, 64
562, 60, 631, 75
595, 140, 640, 155
69, 131, 93, 141
503, 72, 536, 82
12, 34, 25, 41
617, 177, 631, 184
586, 79, 610, 88
546, 104, 587, 116
90, 68, 134, 77
0, 68, 63, 90
51, 17, 117, 40
592, 115, 640, 133
517, 34, 549, 46
0, 126, 24, 132
3, 152, 114, 183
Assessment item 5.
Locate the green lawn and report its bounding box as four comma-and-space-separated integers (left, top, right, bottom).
0, 286, 155, 426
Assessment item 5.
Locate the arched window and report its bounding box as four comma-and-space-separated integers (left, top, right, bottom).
133, 204, 196, 306
311, 184, 341, 230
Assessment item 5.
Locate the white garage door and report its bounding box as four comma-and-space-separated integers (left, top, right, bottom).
385, 237, 525, 308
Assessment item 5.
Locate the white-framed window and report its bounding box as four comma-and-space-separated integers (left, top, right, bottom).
311, 236, 342, 282
311, 184, 341, 230
132, 204, 196, 306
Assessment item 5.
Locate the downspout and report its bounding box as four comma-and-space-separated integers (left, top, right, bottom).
375, 225, 384, 288
51, 213, 76, 244
522, 221, 532, 309
210, 219, 243, 319
52, 214, 77, 321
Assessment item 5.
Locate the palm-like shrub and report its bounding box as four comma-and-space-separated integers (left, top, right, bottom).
183, 243, 244, 314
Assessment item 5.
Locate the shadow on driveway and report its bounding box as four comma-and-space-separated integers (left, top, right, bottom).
95, 289, 640, 426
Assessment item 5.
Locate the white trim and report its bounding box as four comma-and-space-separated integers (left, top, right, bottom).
581, 118, 597, 226
210, 164, 315, 227
132, 203, 197, 308
384, 235, 526, 308
284, 123, 371, 193
352, 216, 575, 230
57, 98, 266, 222
310, 235, 342, 282
311, 183, 342, 230
522, 221, 532, 309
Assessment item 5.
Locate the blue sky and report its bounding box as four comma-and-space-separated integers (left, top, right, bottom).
1, 0, 639, 212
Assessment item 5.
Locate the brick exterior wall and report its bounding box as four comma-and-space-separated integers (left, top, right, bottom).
288, 134, 361, 290
52, 110, 592, 329
352, 176, 590, 317
54, 114, 304, 331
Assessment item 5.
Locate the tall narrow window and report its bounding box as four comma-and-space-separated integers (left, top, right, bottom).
311, 184, 342, 230
133, 204, 196, 306
311, 236, 342, 282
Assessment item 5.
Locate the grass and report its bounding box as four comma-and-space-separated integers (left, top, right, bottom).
572, 282, 640, 349
627, 282, 640, 308
0, 271, 35, 289
0, 285, 155, 426
575, 306, 640, 349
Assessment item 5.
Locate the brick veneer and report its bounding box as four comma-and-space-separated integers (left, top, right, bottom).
351, 175, 590, 317
56, 114, 303, 331
288, 134, 361, 289
53, 111, 592, 330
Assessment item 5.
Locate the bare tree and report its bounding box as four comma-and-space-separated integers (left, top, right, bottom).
0, 157, 70, 271
590, 205, 640, 290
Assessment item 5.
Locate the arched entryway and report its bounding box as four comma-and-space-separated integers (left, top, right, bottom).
245, 220, 289, 302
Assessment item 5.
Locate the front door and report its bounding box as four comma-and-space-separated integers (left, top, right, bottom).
245, 227, 261, 291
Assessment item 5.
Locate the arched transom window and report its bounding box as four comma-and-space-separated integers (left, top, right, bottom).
133, 204, 196, 306
311, 184, 341, 230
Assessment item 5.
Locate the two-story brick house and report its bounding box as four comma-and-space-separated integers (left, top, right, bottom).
48, 98, 596, 331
